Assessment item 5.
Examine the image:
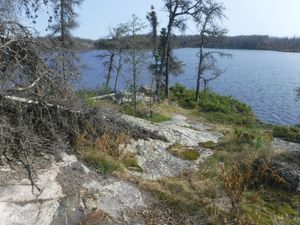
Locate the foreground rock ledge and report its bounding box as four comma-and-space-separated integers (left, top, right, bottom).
0, 114, 223, 225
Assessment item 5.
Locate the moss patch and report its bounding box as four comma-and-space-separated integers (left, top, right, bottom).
200, 141, 217, 149
167, 144, 200, 160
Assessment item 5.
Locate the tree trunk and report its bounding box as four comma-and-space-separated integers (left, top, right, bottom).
60, 0, 66, 81
113, 50, 123, 93
155, 56, 160, 102
105, 50, 115, 93
196, 44, 204, 102
165, 47, 171, 98
133, 64, 137, 112
158, 10, 176, 100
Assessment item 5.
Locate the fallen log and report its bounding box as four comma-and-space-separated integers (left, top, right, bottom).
90, 93, 116, 100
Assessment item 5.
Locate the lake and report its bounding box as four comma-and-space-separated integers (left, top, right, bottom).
78, 48, 300, 125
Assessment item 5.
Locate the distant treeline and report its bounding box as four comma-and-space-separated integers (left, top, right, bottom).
95, 35, 300, 52
174, 35, 300, 52
40, 37, 96, 52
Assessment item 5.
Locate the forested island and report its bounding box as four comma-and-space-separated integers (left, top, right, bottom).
95, 35, 300, 52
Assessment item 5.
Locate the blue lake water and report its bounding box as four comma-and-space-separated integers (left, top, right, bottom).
78, 48, 300, 125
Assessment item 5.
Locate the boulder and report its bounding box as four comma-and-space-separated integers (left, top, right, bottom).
253, 150, 300, 192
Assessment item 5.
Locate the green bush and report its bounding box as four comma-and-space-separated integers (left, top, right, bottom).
170, 84, 256, 125
273, 126, 300, 143
198, 92, 256, 125
235, 128, 262, 148
170, 84, 196, 109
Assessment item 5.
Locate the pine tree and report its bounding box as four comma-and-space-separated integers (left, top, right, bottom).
49, 0, 84, 83
147, 5, 160, 102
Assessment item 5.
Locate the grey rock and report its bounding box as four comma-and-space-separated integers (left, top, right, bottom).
0, 153, 145, 225
254, 140, 300, 192
122, 114, 221, 180
0, 113, 219, 224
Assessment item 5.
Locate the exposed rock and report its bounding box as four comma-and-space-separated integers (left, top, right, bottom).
84, 180, 144, 218
0, 113, 220, 224
123, 114, 222, 146
0, 153, 146, 225
123, 114, 222, 180
254, 139, 300, 192
272, 138, 300, 153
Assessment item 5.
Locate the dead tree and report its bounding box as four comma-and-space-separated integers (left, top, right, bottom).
99, 25, 126, 93
193, 0, 228, 102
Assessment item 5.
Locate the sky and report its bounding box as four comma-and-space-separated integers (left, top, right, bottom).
23, 0, 300, 40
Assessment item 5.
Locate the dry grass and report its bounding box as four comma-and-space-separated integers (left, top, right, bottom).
139, 121, 300, 225
220, 158, 253, 211
76, 132, 142, 174
80, 210, 111, 225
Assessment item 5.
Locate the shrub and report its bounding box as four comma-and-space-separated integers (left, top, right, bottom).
235, 128, 262, 148
220, 160, 253, 211
198, 92, 256, 126
170, 84, 256, 125
170, 84, 197, 109
273, 126, 300, 143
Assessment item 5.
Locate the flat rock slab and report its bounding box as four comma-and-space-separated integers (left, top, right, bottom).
123, 114, 222, 146
0, 113, 220, 225
0, 153, 146, 225
272, 138, 300, 153
123, 114, 222, 180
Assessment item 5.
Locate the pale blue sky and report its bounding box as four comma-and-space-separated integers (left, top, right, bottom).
24, 0, 300, 40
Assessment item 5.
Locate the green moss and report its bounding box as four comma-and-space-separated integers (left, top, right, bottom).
273, 126, 300, 143
143, 114, 172, 123
167, 144, 200, 160
200, 141, 217, 149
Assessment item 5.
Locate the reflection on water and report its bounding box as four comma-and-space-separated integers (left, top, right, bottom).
78, 48, 300, 125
